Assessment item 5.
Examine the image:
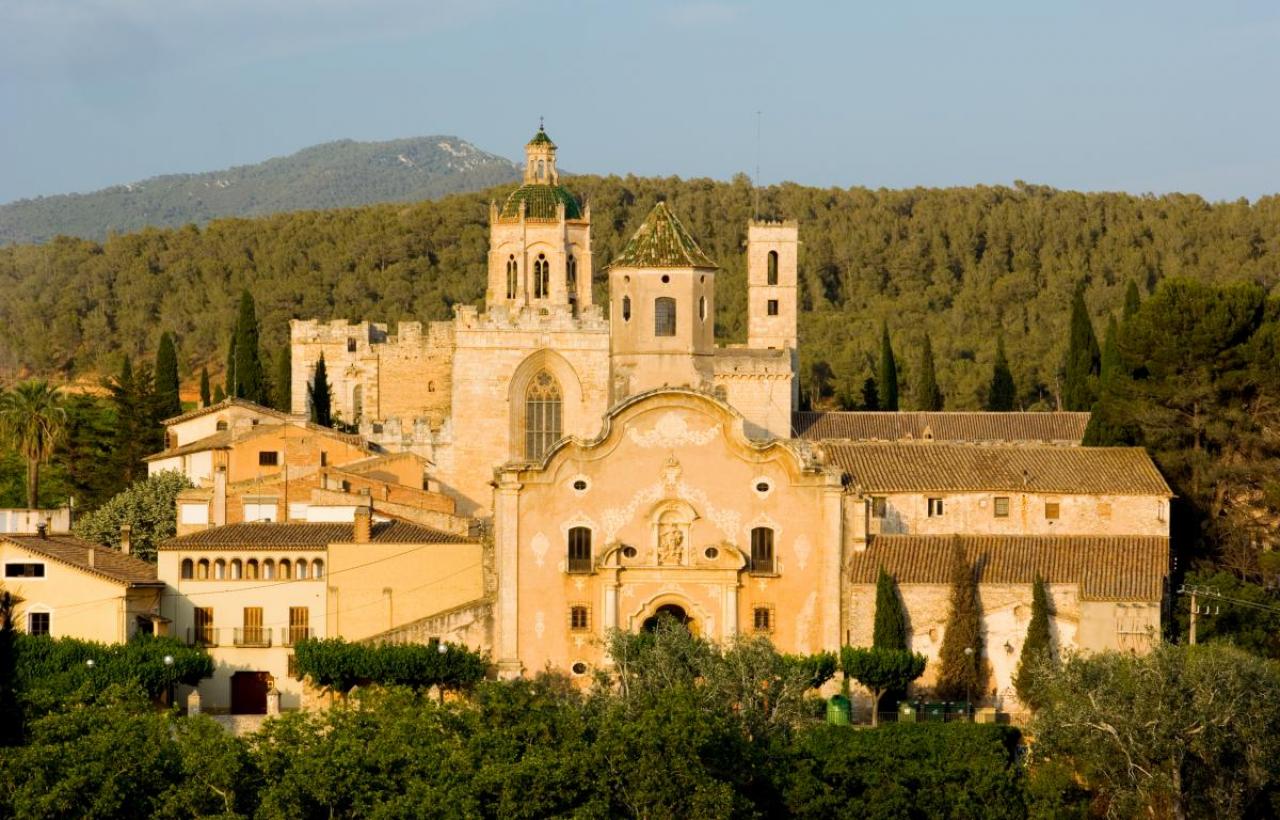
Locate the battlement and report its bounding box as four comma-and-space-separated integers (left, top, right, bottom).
455, 303, 609, 333
749, 218, 800, 229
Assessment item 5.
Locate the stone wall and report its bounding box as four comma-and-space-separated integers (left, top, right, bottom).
871, 491, 1168, 537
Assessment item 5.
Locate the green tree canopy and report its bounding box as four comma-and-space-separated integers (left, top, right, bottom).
879, 322, 899, 411
198, 366, 211, 408
986, 333, 1017, 411
309, 354, 332, 427
0, 380, 66, 509
873, 565, 908, 650
916, 332, 943, 411
936, 541, 987, 701
153, 332, 182, 419
1062, 284, 1100, 411
228, 290, 267, 405
1012, 574, 1055, 711
840, 646, 926, 726
72, 471, 192, 562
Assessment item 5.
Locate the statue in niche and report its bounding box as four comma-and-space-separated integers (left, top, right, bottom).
658, 523, 685, 566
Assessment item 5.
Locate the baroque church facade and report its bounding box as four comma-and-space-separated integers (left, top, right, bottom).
280, 129, 1171, 702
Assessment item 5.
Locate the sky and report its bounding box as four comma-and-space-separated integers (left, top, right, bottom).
2, 0, 1278, 204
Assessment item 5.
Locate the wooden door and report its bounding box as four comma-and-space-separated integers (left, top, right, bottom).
230, 671, 270, 715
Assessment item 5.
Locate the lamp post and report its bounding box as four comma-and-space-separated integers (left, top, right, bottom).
163, 654, 175, 708
963, 647, 975, 721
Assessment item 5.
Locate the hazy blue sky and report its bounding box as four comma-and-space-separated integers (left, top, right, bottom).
2, 1, 1277, 203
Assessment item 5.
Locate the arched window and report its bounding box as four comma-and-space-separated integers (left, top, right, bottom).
312, 559, 325, 579
537, 159, 545, 180
654, 297, 677, 337
567, 527, 592, 573
296, 559, 308, 580
622, 295, 632, 322
278, 559, 292, 581
215, 420, 228, 432
263, 559, 275, 580
750, 527, 775, 574
567, 255, 577, 300
230, 559, 242, 580
427, 381, 435, 393
506, 255, 518, 299
246, 559, 259, 580
699, 295, 707, 321
214, 559, 226, 580
352, 385, 363, 423
180, 559, 193, 580
533, 254, 549, 299
767, 250, 779, 285
196, 559, 210, 580
524, 371, 562, 460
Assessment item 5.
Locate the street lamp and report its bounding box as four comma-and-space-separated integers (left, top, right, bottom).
437, 642, 448, 654
163, 654, 175, 708
963, 647, 975, 720
85, 659, 95, 669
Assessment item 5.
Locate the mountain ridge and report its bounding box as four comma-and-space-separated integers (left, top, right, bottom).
0, 135, 520, 245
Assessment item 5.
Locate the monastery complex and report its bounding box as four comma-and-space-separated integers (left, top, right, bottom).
1, 130, 1172, 716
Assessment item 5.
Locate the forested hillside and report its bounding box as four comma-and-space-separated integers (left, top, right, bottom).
0, 136, 518, 245
1, 175, 1278, 412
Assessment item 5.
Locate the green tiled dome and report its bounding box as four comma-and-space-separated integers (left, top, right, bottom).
499, 184, 583, 221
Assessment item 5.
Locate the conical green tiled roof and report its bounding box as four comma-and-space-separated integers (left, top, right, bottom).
527, 128, 556, 148
499, 184, 582, 220
609, 202, 717, 269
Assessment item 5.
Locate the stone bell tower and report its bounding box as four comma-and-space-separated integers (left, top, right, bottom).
746, 220, 799, 410
485, 126, 593, 313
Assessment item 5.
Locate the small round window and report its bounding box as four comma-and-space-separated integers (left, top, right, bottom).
704, 546, 719, 560
755, 482, 770, 493
661, 274, 670, 284
622, 546, 638, 559
752, 477, 774, 499
573, 479, 587, 491
571, 661, 588, 676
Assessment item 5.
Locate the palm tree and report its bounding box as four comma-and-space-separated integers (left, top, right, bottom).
0, 380, 67, 509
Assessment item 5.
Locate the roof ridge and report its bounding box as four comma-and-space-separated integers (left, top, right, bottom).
609, 201, 717, 269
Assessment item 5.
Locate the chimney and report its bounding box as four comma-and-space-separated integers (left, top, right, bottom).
120, 524, 133, 555
353, 505, 372, 544
36, 522, 47, 539
213, 466, 228, 527
87, 547, 95, 568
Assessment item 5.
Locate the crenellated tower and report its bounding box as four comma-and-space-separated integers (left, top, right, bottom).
486, 127, 593, 313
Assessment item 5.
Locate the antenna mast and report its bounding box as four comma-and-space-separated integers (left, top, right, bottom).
753, 110, 762, 219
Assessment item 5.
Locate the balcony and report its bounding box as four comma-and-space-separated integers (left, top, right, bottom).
233, 627, 272, 648
567, 556, 593, 574
185, 627, 219, 648
282, 626, 314, 647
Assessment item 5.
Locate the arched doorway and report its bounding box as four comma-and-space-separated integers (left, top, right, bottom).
642, 604, 692, 633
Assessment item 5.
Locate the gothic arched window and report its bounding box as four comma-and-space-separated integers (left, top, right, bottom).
567, 254, 577, 300
506, 255, 518, 300
533, 254, 550, 299
622, 295, 632, 322
767, 250, 779, 286
655, 297, 677, 337
524, 371, 562, 460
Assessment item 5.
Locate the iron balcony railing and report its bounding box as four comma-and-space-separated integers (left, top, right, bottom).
282, 626, 314, 647
233, 627, 272, 648
185, 626, 219, 648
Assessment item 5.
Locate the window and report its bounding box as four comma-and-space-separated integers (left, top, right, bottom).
311, 559, 324, 579
534, 253, 549, 299
654, 297, 676, 337
993, 497, 1010, 518
753, 606, 774, 633
567, 255, 577, 299
240, 607, 266, 646
296, 559, 309, 580
4, 563, 44, 578
246, 559, 259, 580
346, 338, 357, 353
180, 559, 194, 580
750, 527, 775, 574
27, 612, 50, 636
263, 559, 275, 580
259, 451, 279, 467
506, 255, 518, 299
230, 559, 242, 580
622, 295, 631, 322
194, 607, 215, 646
767, 299, 779, 316
568, 527, 592, 573
767, 250, 779, 285
927, 498, 945, 517
278, 559, 292, 580
537, 159, 545, 180
214, 559, 226, 580
524, 371, 562, 460
427, 381, 435, 392
871, 497, 887, 518
569, 605, 590, 631
1045, 502, 1061, 520
320, 451, 328, 467
287, 607, 310, 645
699, 295, 707, 321
196, 559, 209, 580
215, 420, 229, 431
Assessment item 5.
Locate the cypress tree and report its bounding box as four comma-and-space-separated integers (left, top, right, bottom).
199, 367, 212, 407
273, 346, 293, 412
154, 332, 182, 419
986, 334, 1017, 411
1013, 574, 1055, 711
916, 333, 943, 411
936, 540, 987, 702
872, 566, 908, 650
309, 355, 332, 427
224, 334, 236, 397
879, 322, 899, 411
1062, 284, 1101, 411
1123, 279, 1141, 319
106, 356, 161, 485
231, 290, 267, 404
860, 376, 880, 411
1100, 314, 1121, 387
213, 384, 226, 403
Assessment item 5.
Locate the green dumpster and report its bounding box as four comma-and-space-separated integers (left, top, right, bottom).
948, 701, 972, 722
826, 694, 851, 726
923, 701, 947, 722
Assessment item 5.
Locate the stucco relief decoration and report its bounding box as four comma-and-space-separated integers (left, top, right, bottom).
792, 535, 812, 572
658, 525, 685, 565
530, 532, 550, 568
534, 611, 546, 640
628, 411, 721, 449
602, 473, 742, 545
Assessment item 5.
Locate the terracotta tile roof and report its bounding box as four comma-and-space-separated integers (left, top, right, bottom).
144, 430, 233, 461
145, 420, 367, 463
794, 411, 1090, 444
162, 397, 295, 426
160, 521, 475, 551
1, 534, 161, 586
609, 202, 717, 269
850, 534, 1169, 602
823, 443, 1171, 496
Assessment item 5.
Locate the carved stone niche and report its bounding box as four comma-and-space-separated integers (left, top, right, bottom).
649, 500, 698, 567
